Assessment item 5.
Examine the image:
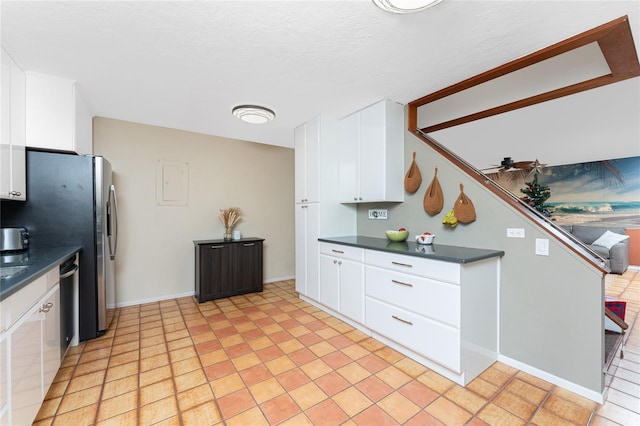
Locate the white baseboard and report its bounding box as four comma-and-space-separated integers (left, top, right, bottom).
498, 354, 604, 404
264, 275, 295, 283
113, 277, 294, 308
114, 291, 195, 308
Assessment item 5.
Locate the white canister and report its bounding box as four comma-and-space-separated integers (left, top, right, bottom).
232, 230, 241, 240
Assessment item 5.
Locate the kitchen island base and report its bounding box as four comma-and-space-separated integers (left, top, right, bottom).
299, 292, 498, 387
300, 236, 504, 387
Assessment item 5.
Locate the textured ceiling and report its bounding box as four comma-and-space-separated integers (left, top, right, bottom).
1, 1, 638, 168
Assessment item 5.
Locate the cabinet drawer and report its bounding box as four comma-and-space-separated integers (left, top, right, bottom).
365, 266, 460, 327
319, 243, 364, 262
365, 250, 460, 284
0, 274, 47, 333
366, 297, 460, 372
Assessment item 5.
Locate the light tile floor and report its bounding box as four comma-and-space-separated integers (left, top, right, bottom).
33, 270, 639, 425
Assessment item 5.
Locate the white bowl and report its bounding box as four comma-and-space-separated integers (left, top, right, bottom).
415, 234, 435, 244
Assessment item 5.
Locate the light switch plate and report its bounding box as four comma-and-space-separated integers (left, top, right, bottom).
535, 238, 549, 256
368, 209, 388, 219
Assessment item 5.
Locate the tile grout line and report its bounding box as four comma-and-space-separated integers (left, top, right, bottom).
94, 308, 118, 424
192, 302, 220, 425
461, 370, 521, 425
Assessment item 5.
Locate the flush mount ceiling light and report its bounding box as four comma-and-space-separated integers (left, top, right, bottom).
232, 105, 275, 124
372, 0, 444, 14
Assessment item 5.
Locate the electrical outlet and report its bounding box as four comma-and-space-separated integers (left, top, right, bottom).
368, 209, 388, 220
507, 228, 525, 238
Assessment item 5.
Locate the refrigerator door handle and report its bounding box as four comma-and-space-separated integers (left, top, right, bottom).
108, 184, 119, 259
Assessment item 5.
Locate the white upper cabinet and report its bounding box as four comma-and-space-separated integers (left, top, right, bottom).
338, 99, 404, 203
26, 72, 92, 155
1, 46, 26, 201
294, 118, 320, 204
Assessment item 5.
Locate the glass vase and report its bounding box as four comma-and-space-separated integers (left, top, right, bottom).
224, 227, 233, 241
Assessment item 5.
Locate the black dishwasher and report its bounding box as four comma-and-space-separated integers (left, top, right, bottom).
60, 255, 78, 358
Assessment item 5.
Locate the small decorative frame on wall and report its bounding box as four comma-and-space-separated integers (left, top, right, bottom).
157, 160, 189, 206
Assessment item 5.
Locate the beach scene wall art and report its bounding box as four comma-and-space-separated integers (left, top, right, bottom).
494, 156, 640, 228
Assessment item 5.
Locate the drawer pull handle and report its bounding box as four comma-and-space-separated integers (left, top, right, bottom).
392, 279, 413, 288
244, 243, 255, 247
39, 302, 54, 313
331, 249, 344, 254
392, 315, 413, 326
211, 245, 224, 249
391, 261, 413, 268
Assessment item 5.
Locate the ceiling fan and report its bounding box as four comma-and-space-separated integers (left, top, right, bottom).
482, 157, 541, 172
481, 157, 546, 184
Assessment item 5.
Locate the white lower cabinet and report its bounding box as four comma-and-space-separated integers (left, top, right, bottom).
365, 266, 460, 327
364, 249, 498, 385
295, 203, 319, 300
365, 297, 460, 372
0, 334, 6, 426
318, 243, 364, 323
1, 267, 62, 426
42, 288, 61, 396
10, 302, 43, 425
313, 241, 499, 386
319, 254, 340, 312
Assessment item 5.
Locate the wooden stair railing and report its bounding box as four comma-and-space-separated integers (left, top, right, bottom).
605, 306, 629, 331
406, 16, 640, 277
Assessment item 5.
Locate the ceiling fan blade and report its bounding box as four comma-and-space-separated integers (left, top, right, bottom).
511, 161, 536, 169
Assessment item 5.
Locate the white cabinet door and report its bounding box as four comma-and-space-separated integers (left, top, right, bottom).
26, 72, 92, 155
42, 287, 60, 398
294, 118, 319, 204
1, 48, 11, 199
74, 89, 93, 155
338, 99, 404, 203
9, 304, 42, 426
319, 253, 340, 312
1, 47, 26, 201
358, 100, 387, 202
339, 258, 365, 324
0, 332, 7, 426
294, 203, 307, 296
295, 203, 319, 300
319, 243, 365, 322
338, 112, 359, 203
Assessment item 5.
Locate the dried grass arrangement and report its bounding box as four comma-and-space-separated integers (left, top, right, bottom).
219, 207, 242, 240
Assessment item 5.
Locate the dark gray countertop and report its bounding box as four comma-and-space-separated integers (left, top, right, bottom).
0, 246, 82, 301
318, 236, 504, 264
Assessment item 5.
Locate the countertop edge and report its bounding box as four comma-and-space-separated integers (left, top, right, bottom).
193, 237, 265, 244
318, 236, 504, 264
1, 246, 82, 301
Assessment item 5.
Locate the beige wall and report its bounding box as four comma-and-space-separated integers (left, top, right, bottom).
93, 117, 294, 306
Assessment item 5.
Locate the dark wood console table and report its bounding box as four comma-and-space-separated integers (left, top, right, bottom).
194, 237, 264, 303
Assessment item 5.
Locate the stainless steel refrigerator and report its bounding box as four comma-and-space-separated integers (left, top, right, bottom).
1, 150, 118, 340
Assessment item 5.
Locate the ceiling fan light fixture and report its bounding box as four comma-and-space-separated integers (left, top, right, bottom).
372, 0, 444, 14
232, 105, 275, 124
